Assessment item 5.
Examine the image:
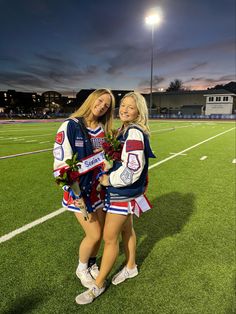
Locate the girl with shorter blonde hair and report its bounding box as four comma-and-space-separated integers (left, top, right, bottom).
119, 91, 150, 135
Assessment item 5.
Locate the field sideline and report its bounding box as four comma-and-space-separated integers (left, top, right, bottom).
0, 120, 235, 313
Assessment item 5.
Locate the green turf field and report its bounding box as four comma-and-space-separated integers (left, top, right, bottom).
0, 120, 235, 314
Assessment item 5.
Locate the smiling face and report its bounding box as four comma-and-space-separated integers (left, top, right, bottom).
91, 93, 111, 118
119, 96, 139, 124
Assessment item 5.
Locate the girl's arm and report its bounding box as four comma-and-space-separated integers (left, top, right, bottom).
53, 120, 74, 175
109, 128, 146, 187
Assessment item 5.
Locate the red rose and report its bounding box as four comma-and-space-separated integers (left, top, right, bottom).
102, 142, 111, 152
69, 171, 80, 181
107, 149, 114, 157
112, 151, 122, 161
59, 167, 67, 176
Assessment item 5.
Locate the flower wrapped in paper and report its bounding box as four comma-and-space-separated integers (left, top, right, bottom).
55, 153, 89, 220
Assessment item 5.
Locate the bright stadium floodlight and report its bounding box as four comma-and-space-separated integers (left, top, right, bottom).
145, 14, 161, 26
145, 11, 162, 115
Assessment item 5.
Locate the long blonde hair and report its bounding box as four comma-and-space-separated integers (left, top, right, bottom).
120, 92, 150, 135
70, 89, 115, 133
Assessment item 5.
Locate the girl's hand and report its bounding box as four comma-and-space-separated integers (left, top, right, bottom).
99, 174, 110, 186
93, 148, 103, 153
74, 197, 86, 209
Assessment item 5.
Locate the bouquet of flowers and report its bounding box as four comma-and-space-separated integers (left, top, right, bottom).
96, 129, 123, 191
102, 129, 123, 171
55, 153, 88, 220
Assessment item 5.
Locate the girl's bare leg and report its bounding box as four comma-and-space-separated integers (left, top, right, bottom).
75, 211, 103, 263
95, 213, 129, 287
122, 214, 137, 269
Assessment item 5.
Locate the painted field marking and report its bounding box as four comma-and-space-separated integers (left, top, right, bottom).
170, 152, 187, 156
149, 127, 235, 169
232, 159, 236, 164
39, 141, 50, 144
26, 140, 37, 143
0, 208, 66, 243
0, 133, 53, 141
151, 125, 190, 133
0, 148, 52, 160
200, 156, 208, 160
0, 126, 235, 244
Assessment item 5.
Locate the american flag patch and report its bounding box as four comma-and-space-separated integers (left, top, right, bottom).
75, 140, 84, 147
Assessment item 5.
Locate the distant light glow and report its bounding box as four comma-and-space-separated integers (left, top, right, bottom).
145, 14, 161, 25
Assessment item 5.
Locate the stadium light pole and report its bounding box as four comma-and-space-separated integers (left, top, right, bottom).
145, 13, 161, 114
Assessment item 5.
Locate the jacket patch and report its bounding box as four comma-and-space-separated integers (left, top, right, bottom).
55, 131, 65, 145
120, 168, 133, 184
127, 153, 140, 171
126, 140, 144, 152
75, 140, 84, 147
53, 146, 64, 161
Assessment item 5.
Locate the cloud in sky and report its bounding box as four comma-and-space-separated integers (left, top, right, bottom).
0, 0, 235, 94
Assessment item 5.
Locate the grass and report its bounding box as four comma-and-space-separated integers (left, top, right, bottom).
0, 120, 235, 313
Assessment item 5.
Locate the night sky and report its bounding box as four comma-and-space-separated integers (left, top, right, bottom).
0, 0, 235, 96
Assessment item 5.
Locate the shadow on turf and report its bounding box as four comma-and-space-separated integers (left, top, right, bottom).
2, 290, 46, 314
134, 191, 195, 268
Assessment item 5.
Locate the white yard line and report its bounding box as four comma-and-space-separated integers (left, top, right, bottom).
0, 126, 235, 244
0, 208, 66, 243
151, 125, 190, 133
0, 148, 52, 160
0, 133, 52, 141
39, 141, 50, 144
170, 152, 187, 156
149, 127, 235, 170
232, 159, 236, 164
200, 156, 208, 160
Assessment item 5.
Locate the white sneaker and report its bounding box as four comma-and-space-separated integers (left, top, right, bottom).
75, 284, 105, 305
89, 263, 99, 279
76, 267, 95, 289
112, 265, 138, 285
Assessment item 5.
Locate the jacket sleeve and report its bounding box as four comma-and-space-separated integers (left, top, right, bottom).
53, 121, 74, 176
109, 128, 145, 187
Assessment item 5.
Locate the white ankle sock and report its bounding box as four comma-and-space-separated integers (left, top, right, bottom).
78, 260, 88, 271
126, 265, 137, 274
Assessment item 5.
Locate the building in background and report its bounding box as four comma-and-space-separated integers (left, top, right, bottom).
148, 88, 236, 117
204, 90, 235, 115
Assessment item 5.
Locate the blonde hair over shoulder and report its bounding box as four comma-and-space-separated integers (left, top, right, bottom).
70, 89, 115, 133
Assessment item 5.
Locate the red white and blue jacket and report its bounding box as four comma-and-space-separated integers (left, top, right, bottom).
53, 117, 105, 212
106, 125, 156, 203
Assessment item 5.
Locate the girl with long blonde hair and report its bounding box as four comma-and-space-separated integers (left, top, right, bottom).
53, 88, 115, 289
